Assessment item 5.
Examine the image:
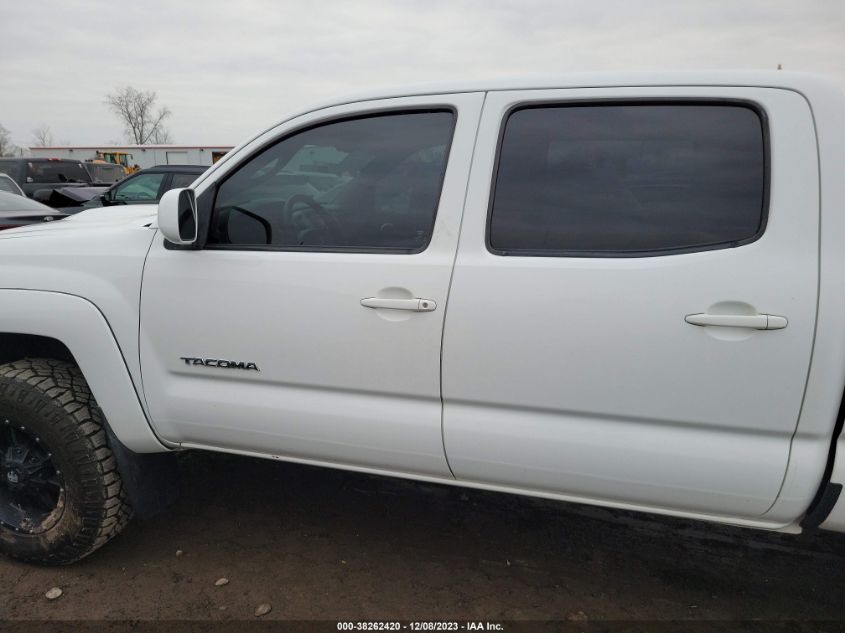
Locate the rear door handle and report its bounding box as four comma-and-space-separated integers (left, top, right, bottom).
360, 297, 437, 312
685, 313, 787, 330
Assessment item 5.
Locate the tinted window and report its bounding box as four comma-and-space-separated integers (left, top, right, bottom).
113, 172, 166, 201
26, 161, 90, 184
208, 111, 455, 251
489, 104, 766, 256
170, 172, 200, 189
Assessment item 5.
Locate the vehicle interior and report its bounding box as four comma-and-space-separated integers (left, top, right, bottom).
208, 112, 454, 252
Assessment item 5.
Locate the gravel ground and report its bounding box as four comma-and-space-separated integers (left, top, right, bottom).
2, 451, 845, 630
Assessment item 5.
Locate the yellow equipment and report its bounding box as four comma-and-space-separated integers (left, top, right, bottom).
93, 151, 137, 175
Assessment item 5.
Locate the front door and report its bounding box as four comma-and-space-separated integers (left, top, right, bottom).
442, 87, 819, 518
140, 93, 484, 477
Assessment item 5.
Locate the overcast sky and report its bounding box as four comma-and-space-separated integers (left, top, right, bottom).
1, 0, 844, 148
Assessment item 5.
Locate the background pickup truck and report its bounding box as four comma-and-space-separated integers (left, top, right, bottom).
1, 71, 844, 565
0, 157, 106, 203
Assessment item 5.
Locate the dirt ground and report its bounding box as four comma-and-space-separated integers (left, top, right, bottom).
2, 451, 845, 630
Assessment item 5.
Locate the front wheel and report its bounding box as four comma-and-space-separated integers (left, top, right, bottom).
0, 358, 132, 564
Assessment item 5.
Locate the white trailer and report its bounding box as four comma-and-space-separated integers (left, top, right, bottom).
27, 145, 233, 170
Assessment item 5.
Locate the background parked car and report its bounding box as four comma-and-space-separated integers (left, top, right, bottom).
0, 190, 68, 230
0, 173, 24, 196
59, 164, 206, 213
0, 158, 102, 201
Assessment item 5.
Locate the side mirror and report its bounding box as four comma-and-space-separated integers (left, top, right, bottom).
158, 188, 197, 245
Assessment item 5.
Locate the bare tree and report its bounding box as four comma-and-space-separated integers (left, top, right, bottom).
150, 126, 173, 144
31, 124, 55, 147
0, 123, 18, 156
105, 86, 173, 144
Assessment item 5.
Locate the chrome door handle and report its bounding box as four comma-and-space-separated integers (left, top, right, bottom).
360, 297, 437, 312
685, 313, 787, 330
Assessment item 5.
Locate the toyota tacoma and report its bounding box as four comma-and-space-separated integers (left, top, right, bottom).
2, 71, 845, 564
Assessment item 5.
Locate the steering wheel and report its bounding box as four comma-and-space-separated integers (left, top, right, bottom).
283, 194, 344, 245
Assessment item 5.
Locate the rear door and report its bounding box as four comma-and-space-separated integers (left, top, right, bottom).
442, 87, 819, 518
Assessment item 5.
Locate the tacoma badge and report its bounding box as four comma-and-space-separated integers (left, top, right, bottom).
180, 357, 260, 371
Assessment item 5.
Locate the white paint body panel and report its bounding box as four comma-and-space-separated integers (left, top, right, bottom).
0, 209, 165, 451
764, 77, 845, 525
139, 93, 485, 477
3, 72, 845, 532
442, 87, 819, 518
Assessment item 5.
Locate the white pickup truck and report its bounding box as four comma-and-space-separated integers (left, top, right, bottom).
2, 71, 845, 565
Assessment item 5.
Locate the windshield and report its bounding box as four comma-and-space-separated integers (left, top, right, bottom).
0, 191, 51, 211
0, 176, 22, 195
26, 161, 90, 184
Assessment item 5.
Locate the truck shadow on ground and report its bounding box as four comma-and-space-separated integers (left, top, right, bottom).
3, 450, 845, 622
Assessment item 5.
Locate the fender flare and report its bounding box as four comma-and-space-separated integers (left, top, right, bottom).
0, 289, 166, 453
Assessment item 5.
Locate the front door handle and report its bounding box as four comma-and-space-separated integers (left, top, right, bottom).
685, 313, 787, 330
360, 297, 437, 312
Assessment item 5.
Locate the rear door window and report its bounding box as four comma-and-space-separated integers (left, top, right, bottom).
488, 103, 767, 256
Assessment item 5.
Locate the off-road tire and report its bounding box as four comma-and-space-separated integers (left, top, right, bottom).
0, 358, 132, 564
